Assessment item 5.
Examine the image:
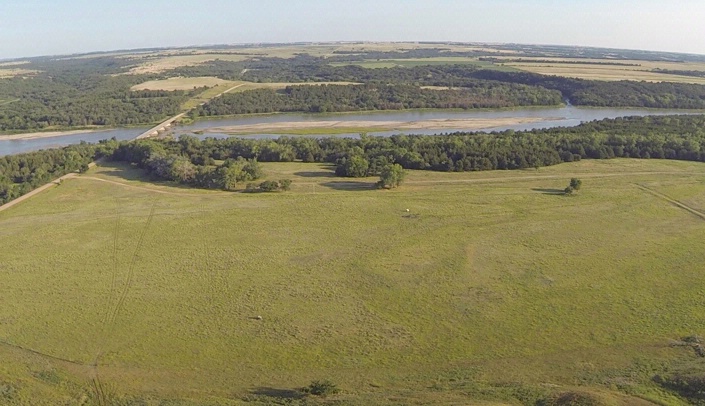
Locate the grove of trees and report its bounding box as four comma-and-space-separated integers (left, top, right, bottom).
5, 114, 705, 205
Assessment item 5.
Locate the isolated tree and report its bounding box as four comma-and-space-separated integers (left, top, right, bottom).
278, 179, 292, 191
564, 186, 574, 195
377, 163, 406, 189
570, 178, 582, 190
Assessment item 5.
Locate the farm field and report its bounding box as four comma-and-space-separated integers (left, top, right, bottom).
123, 53, 250, 75
506, 64, 705, 84
131, 77, 237, 91
0, 68, 38, 78
1, 159, 705, 404
494, 58, 705, 84
329, 57, 516, 70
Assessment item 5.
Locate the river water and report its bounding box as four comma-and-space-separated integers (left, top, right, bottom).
1, 106, 702, 156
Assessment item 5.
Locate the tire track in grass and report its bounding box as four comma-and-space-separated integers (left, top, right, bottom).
91, 376, 107, 406
106, 199, 157, 326
0, 339, 85, 366
102, 198, 121, 325
635, 183, 705, 221
92, 199, 157, 405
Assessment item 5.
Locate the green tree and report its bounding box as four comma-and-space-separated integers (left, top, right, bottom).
335, 155, 369, 177
279, 179, 292, 191
570, 178, 582, 190
378, 163, 406, 189
258, 180, 280, 192
302, 380, 339, 397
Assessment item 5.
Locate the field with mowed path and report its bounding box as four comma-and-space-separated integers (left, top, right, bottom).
1, 159, 705, 405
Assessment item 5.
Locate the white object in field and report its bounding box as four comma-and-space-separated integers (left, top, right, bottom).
406, 209, 410, 212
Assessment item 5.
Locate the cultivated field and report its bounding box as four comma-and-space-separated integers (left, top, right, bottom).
494, 57, 705, 84
0, 68, 38, 78
330, 57, 516, 71
1, 159, 705, 405
123, 53, 249, 75
131, 77, 237, 91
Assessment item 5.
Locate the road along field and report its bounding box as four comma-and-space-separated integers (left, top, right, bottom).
1, 159, 705, 404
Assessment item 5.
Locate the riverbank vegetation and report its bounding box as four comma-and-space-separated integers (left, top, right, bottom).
190, 82, 563, 116
0, 141, 115, 205
113, 114, 705, 176
4, 113, 705, 204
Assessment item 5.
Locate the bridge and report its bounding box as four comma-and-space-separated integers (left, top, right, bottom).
133, 83, 244, 140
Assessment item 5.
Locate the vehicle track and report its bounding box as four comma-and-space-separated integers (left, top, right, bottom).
0, 339, 85, 366
102, 198, 121, 325
90, 199, 157, 405
106, 200, 157, 326
78, 176, 207, 196
634, 183, 705, 221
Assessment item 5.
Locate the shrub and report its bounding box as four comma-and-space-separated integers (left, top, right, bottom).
570, 178, 582, 190
279, 179, 292, 191
302, 380, 339, 397
258, 180, 280, 192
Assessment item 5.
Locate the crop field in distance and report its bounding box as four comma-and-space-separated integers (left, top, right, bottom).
1, 159, 705, 404
130, 76, 237, 91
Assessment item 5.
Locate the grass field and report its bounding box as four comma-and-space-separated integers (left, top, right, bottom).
1, 159, 705, 405
131, 77, 237, 91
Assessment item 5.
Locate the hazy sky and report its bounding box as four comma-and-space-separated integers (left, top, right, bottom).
1, 0, 704, 59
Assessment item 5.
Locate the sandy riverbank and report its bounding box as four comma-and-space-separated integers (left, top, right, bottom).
0, 129, 105, 141
204, 117, 562, 134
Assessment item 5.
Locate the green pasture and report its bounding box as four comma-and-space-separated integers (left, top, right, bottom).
1, 159, 705, 404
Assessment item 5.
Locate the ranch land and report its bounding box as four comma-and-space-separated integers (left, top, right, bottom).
1, 159, 705, 405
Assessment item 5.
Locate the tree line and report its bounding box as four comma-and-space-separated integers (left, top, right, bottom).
0, 141, 114, 205
190, 83, 562, 116
4, 114, 705, 205
0, 75, 192, 131
113, 114, 705, 177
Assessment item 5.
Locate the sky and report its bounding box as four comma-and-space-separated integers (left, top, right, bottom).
1, 0, 704, 59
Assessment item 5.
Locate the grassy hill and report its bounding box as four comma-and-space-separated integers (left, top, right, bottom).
1, 159, 705, 405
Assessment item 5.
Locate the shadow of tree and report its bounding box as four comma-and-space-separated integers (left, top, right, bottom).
532, 188, 566, 195
249, 387, 305, 400
321, 181, 376, 191
94, 161, 147, 181
93, 162, 211, 192
293, 171, 336, 178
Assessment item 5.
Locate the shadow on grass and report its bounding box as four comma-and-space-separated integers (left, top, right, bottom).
293, 170, 336, 178
94, 161, 211, 192
249, 387, 305, 400
321, 181, 376, 191
94, 161, 148, 182
532, 188, 566, 195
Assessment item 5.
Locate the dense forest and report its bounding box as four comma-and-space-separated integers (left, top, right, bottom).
0, 140, 116, 205
3, 114, 705, 204
111, 114, 705, 183
4, 48, 705, 132
470, 70, 705, 109
238, 63, 705, 109
190, 83, 563, 116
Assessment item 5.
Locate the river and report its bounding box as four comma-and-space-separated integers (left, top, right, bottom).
1, 105, 702, 156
